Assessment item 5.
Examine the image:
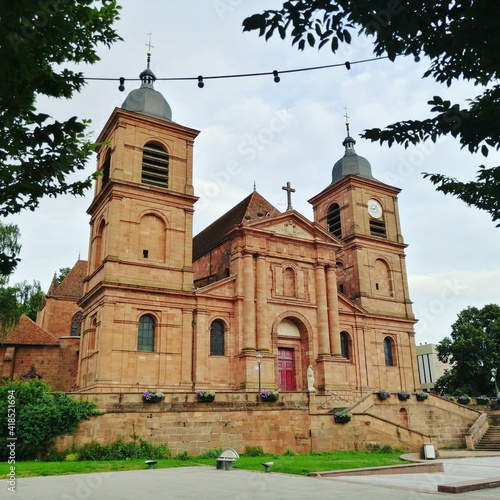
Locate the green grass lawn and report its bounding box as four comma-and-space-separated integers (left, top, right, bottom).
2, 451, 407, 479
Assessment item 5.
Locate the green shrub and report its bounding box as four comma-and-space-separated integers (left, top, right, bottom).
40, 448, 67, 462
175, 451, 190, 460
198, 448, 223, 459
244, 445, 264, 456
378, 445, 395, 454
284, 449, 297, 456
74, 441, 110, 461
0, 379, 100, 460
64, 453, 79, 461
75, 438, 170, 461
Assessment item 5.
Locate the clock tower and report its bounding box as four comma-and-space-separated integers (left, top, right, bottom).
309, 127, 414, 320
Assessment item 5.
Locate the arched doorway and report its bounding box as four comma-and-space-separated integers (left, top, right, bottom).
277, 318, 301, 391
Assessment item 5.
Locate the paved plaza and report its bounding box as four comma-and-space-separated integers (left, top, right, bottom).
2, 456, 500, 499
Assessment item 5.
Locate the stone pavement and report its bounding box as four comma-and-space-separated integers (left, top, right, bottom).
2, 454, 500, 499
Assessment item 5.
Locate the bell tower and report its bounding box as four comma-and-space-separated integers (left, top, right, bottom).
77, 50, 200, 392
309, 118, 413, 320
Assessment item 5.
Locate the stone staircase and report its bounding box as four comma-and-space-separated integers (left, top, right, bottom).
475, 426, 500, 451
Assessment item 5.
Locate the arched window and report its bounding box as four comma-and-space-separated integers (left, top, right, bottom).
210, 320, 225, 356
101, 150, 111, 188
70, 311, 83, 336
142, 142, 169, 188
283, 267, 296, 297
94, 219, 106, 270
340, 331, 351, 359
374, 259, 393, 297
138, 213, 166, 261
384, 336, 395, 366
326, 203, 341, 238
138, 315, 155, 352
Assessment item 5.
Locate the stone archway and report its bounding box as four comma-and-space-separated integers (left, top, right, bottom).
273, 313, 313, 391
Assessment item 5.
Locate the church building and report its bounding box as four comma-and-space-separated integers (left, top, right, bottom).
68, 52, 418, 396
4, 54, 486, 455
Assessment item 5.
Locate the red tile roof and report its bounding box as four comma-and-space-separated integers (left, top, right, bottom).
4, 315, 59, 345
193, 191, 279, 259
49, 260, 87, 300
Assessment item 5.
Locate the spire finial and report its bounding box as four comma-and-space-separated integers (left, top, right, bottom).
253, 181, 256, 192
145, 32, 154, 69
343, 106, 350, 136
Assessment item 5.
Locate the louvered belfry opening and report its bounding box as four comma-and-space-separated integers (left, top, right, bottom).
369, 218, 387, 238
142, 142, 169, 188
327, 203, 342, 238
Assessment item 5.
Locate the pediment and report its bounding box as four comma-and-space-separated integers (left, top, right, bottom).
338, 293, 367, 315
244, 211, 342, 247
195, 275, 236, 297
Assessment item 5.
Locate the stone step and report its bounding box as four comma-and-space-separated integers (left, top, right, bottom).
475, 427, 500, 451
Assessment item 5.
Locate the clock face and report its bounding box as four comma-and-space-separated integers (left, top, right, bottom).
367, 199, 383, 219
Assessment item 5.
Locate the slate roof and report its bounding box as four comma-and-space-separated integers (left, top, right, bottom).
49, 260, 87, 300
193, 190, 280, 259
4, 315, 59, 346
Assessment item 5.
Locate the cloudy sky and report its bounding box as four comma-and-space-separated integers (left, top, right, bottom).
6, 1, 500, 346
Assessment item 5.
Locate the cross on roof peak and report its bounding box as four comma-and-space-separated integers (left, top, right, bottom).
282, 181, 295, 211
343, 106, 351, 136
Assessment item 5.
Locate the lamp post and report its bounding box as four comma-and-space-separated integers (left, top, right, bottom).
491, 368, 499, 398
256, 352, 263, 397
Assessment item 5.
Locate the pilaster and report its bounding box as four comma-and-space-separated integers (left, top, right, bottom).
315, 264, 331, 357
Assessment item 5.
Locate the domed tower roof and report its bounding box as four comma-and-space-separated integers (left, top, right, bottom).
330, 118, 378, 185
121, 51, 172, 122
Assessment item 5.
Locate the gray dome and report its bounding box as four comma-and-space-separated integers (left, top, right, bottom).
330, 135, 377, 184
121, 67, 172, 122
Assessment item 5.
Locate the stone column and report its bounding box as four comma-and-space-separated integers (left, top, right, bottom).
326, 265, 342, 357
242, 252, 256, 351
315, 264, 331, 356
255, 254, 270, 352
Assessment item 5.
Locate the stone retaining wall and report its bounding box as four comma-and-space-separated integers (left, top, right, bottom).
54, 391, 483, 455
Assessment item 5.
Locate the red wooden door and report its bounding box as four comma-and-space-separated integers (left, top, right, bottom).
278, 348, 296, 391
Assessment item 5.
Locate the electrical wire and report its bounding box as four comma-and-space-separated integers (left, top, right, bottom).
82, 55, 392, 91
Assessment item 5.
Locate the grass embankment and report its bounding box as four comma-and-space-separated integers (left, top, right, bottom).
3, 450, 406, 479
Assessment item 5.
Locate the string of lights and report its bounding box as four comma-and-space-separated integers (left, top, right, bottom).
83, 55, 392, 92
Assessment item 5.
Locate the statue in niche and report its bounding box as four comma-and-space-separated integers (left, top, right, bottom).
307, 365, 315, 392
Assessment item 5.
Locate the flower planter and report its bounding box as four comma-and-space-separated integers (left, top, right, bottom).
334, 416, 351, 423
397, 393, 410, 401
457, 397, 470, 405
143, 396, 163, 403
260, 390, 279, 402
196, 391, 215, 402
476, 398, 490, 405
416, 394, 427, 401
261, 395, 278, 402
377, 392, 391, 400
197, 395, 215, 403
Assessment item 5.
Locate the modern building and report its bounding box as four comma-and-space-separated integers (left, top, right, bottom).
416, 343, 453, 392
